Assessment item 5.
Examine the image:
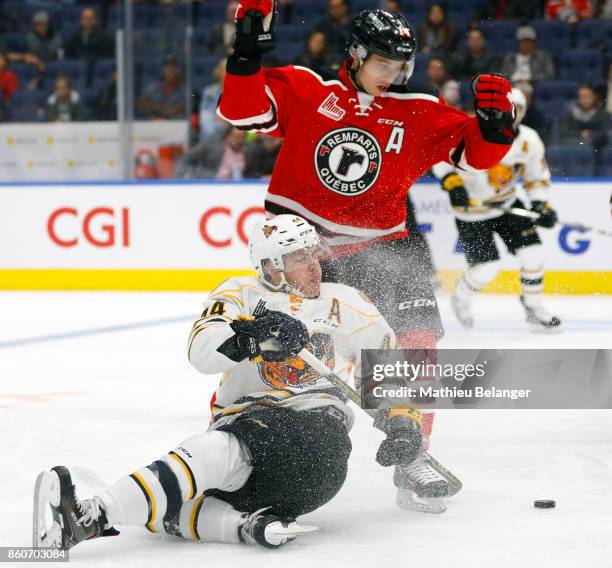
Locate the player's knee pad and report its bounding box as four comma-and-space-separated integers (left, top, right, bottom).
465, 261, 500, 288
516, 244, 544, 272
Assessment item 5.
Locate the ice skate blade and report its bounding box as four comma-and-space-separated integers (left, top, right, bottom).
527, 324, 562, 334
396, 488, 447, 514
33, 471, 61, 548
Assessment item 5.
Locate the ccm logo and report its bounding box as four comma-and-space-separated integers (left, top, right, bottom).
398, 299, 437, 310
199, 206, 265, 248
48, 207, 130, 248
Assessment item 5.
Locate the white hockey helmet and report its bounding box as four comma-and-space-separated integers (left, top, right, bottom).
511, 87, 528, 125
249, 215, 320, 292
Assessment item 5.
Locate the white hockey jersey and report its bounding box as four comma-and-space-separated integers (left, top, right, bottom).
432, 124, 551, 222
188, 276, 395, 431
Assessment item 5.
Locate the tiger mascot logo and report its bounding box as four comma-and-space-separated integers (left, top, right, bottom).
487, 164, 514, 191
258, 332, 334, 389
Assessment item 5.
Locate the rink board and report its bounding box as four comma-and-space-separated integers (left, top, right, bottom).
1, 180, 610, 293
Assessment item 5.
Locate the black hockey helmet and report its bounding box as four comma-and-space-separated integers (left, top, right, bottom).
349, 9, 417, 63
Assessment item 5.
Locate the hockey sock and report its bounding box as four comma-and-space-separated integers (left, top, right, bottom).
173, 494, 244, 543
517, 245, 545, 308
396, 331, 437, 451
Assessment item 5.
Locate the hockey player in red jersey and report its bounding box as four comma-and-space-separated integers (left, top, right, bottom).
217, 3, 515, 454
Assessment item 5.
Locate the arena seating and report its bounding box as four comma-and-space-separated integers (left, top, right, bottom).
0, 0, 609, 179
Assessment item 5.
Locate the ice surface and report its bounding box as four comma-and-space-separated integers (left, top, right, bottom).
1, 291, 611, 567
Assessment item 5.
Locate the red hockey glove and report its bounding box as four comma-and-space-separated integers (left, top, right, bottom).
471, 73, 515, 145
233, 0, 277, 59
235, 0, 274, 20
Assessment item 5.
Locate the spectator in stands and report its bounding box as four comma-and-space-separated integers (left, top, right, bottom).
0, 36, 45, 85
480, 0, 533, 21
450, 28, 500, 81
25, 11, 63, 62
216, 127, 248, 179
199, 58, 227, 138
386, 0, 402, 13
560, 85, 609, 152
314, 0, 352, 63
175, 126, 248, 179
600, 0, 612, 18
136, 56, 186, 120
45, 74, 87, 122
417, 3, 457, 56
64, 8, 113, 62
94, 68, 117, 121
427, 56, 451, 91
205, 1, 238, 56
545, 0, 594, 22
0, 52, 18, 121
440, 80, 462, 108
295, 31, 333, 75
244, 135, 283, 179
501, 26, 555, 83
513, 80, 551, 143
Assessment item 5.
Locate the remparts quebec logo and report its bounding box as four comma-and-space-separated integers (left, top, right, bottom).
315, 127, 382, 196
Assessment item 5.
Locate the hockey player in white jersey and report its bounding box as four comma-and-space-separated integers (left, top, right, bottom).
432, 88, 561, 332
33, 215, 451, 552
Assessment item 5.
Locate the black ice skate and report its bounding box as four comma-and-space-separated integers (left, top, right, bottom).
238, 507, 319, 548
33, 466, 118, 549
451, 292, 474, 329
520, 296, 562, 333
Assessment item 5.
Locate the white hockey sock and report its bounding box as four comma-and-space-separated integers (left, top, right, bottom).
517, 245, 545, 308
96, 431, 252, 533
454, 262, 499, 301
178, 495, 243, 543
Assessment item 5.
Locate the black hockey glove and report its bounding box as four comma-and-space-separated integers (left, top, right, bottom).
531, 200, 558, 229
374, 408, 423, 467
441, 172, 469, 209
217, 309, 309, 363
471, 73, 515, 145
233, 0, 277, 59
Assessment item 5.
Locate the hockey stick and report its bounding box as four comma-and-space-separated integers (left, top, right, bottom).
461, 202, 612, 238
297, 347, 462, 497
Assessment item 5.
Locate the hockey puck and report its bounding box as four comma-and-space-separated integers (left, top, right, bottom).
534, 500, 556, 509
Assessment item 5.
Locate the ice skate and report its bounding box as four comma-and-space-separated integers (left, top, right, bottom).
239, 507, 319, 548
394, 454, 452, 499
33, 466, 118, 549
520, 296, 562, 333
396, 488, 447, 514
451, 292, 474, 329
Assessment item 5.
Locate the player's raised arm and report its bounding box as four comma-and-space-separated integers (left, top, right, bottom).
450, 73, 516, 171
216, 0, 288, 136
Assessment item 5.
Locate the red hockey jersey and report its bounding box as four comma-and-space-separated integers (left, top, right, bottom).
218, 60, 511, 254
